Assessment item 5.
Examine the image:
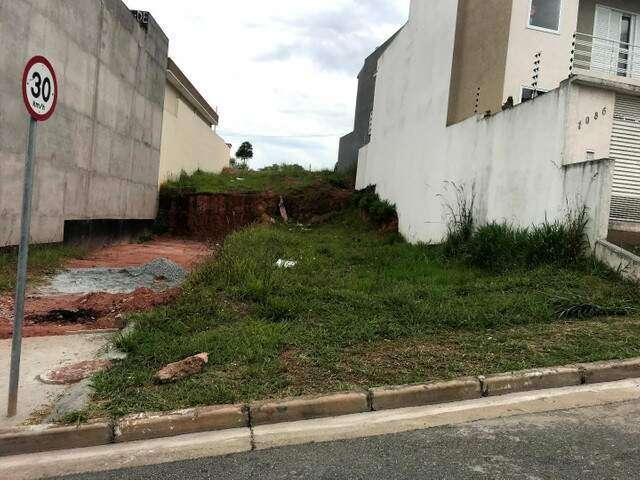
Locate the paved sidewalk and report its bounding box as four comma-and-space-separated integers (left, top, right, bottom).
0, 333, 112, 428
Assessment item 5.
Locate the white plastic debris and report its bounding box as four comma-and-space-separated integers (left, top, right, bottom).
275, 259, 297, 269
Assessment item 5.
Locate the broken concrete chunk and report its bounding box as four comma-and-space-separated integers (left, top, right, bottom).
153, 353, 209, 384
38, 360, 113, 385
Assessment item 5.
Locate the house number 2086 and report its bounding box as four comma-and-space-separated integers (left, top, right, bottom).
578, 107, 607, 130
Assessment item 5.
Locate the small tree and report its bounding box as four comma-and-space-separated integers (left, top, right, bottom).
235, 141, 254, 167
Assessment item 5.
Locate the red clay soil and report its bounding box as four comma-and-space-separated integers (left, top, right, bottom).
66, 237, 212, 271
0, 287, 181, 339
0, 238, 211, 339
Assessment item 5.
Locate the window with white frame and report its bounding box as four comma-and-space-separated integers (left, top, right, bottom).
528, 0, 562, 32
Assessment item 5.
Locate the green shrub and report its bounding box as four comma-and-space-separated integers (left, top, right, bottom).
445, 209, 590, 273
441, 184, 590, 273
526, 209, 588, 267
442, 183, 475, 258
466, 222, 527, 272
353, 186, 398, 226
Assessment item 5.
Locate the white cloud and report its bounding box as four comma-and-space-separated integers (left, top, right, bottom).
124, 0, 409, 169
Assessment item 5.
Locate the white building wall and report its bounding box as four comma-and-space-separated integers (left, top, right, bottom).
356, 0, 461, 242
564, 80, 616, 165
357, 0, 613, 246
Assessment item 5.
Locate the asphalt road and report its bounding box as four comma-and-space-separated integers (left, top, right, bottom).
57, 399, 640, 480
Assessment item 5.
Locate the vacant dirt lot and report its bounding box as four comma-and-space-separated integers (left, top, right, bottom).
66, 238, 211, 270
0, 238, 211, 339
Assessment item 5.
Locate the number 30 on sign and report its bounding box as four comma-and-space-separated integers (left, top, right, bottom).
22, 56, 58, 122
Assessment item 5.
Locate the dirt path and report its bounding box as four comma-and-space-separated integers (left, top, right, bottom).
66, 237, 212, 271
0, 238, 212, 339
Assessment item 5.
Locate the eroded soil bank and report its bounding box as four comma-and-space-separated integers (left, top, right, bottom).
164, 185, 353, 239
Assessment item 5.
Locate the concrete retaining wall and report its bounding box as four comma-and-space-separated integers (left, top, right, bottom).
595, 240, 640, 282
0, 0, 168, 247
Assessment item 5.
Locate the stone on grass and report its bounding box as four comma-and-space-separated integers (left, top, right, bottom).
154, 353, 209, 384
39, 360, 113, 385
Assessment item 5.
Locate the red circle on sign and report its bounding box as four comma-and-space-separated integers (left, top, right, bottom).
22, 55, 58, 122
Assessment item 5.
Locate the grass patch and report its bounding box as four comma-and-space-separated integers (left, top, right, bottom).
446, 206, 590, 273
160, 164, 353, 197
0, 244, 86, 294
441, 182, 590, 272
90, 213, 640, 417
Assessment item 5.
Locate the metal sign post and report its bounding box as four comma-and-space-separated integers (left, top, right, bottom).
7, 118, 37, 417
7, 56, 58, 418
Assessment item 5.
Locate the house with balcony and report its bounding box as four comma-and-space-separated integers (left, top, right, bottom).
355, 0, 640, 267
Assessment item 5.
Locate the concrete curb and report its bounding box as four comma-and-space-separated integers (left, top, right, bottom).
2, 357, 640, 458
481, 366, 583, 397
579, 358, 640, 384
114, 405, 248, 443
250, 392, 369, 426
370, 377, 481, 411
0, 421, 113, 457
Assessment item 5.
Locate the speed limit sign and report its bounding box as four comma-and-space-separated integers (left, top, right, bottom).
22, 55, 58, 121
8, 55, 59, 418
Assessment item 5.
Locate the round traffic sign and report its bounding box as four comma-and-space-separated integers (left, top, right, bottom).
22, 56, 58, 122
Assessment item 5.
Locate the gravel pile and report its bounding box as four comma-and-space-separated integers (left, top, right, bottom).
44, 258, 187, 295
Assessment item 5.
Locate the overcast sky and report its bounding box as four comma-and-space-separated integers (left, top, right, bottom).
123, 0, 409, 170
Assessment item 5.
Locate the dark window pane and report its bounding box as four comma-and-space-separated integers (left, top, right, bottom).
529, 0, 562, 31
521, 88, 547, 102
522, 88, 535, 102
621, 16, 631, 44
618, 16, 632, 76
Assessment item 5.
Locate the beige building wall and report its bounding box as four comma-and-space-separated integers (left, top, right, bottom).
447, 0, 513, 125
446, 0, 640, 126
502, 0, 580, 105
159, 82, 230, 184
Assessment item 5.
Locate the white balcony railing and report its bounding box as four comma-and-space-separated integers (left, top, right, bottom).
572, 32, 640, 80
